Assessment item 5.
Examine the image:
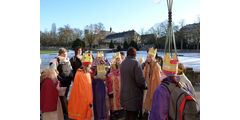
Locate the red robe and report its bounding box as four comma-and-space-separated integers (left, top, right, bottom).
107, 69, 122, 111
40, 78, 59, 113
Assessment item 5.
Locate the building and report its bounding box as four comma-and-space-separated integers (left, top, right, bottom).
180, 23, 200, 44
104, 30, 141, 45
90, 27, 116, 48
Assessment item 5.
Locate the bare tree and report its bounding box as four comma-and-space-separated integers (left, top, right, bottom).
84, 24, 96, 49
73, 28, 83, 40
178, 19, 186, 50
139, 28, 145, 35
195, 14, 200, 23
58, 25, 74, 47
178, 19, 186, 29
97, 22, 105, 31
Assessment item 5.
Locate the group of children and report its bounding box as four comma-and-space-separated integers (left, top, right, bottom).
40, 47, 199, 120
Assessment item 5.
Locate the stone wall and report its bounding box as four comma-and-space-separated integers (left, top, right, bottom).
184, 67, 200, 85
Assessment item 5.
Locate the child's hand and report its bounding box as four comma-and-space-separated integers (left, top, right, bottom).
102, 76, 106, 80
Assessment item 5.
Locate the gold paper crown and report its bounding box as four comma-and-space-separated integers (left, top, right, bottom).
138, 56, 145, 65
97, 51, 104, 57
148, 47, 157, 57
162, 53, 178, 76
111, 55, 116, 64
115, 52, 121, 59
81, 52, 93, 65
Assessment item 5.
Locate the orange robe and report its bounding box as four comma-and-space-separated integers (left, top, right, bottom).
68, 69, 93, 120
143, 62, 162, 111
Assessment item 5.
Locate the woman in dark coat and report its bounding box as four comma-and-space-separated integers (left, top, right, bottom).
70, 47, 82, 78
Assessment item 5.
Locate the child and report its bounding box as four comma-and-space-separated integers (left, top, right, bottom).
107, 52, 123, 119
40, 68, 66, 120
177, 63, 197, 98
68, 52, 93, 120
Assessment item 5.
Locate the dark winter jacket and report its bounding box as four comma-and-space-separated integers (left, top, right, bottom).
120, 56, 147, 111
70, 56, 82, 78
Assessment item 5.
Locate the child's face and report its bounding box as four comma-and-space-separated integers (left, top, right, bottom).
116, 58, 121, 64
147, 55, 153, 63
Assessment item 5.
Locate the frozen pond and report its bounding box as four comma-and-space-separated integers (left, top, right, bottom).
40, 50, 200, 72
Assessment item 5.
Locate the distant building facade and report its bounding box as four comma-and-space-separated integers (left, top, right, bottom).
180, 23, 200, 44
104, 30, 141, 45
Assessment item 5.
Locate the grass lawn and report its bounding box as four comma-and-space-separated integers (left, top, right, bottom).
40, 50, 58, 54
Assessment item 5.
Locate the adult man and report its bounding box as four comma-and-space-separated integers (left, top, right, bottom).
120, 47, 147, 120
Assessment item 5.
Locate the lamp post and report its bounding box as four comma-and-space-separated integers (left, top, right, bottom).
164, 0, 178, 57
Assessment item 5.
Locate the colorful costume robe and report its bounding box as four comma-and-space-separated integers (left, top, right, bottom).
68, 69, 93, 120
143, 62, 162, 111
107, 69, 122, 111
40, 78, 64, 120
177, 73, 197, 99
91, 66, 107, 120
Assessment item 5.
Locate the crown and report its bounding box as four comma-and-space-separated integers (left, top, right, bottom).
97, 51, 104, 57
148, 47, 157, 57
111, 55, 116, 64
115, 52, 121, 59
138, 56, 145, 65
162, 53, 178, 76
81, 52, 93, 65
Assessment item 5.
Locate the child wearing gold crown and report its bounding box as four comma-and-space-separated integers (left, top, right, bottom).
142, 47, 162, 118
90, 51, 108, 120
107, 52, 124, 119
68, 52, 93, 120
150, 53, 199, 120
177, 63, 197, 99
149, 52, 180, 119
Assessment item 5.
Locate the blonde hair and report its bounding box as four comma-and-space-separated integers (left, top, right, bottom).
40, 68, 58, 84
178, 63, 185, 70
83, 65, 92, 73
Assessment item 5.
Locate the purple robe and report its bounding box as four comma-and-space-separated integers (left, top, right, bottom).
92, 78, 107, 120
91, 63, 107, 120
149, 77, 175, 120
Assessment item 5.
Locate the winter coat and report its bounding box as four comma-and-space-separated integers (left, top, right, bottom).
120, 56, 147, 111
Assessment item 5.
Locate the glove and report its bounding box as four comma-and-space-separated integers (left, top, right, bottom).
109, 93, 113, 98
89, 104, 93, 108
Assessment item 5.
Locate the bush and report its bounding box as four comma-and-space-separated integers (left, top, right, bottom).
72, 38, 85, 49
109, 40, 115, 49
129, 40, 139, 50
117, 45, 122, 51
123, 41, 129, 50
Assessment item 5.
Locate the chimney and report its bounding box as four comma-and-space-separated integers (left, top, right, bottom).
110, 27, 112, 33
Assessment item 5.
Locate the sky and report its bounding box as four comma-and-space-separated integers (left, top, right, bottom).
40, 0, 200, 33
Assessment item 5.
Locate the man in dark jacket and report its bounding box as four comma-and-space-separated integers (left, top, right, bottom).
120, 47, 147, 120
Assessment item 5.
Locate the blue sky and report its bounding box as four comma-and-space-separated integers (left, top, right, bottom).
40, 0, 200, 33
